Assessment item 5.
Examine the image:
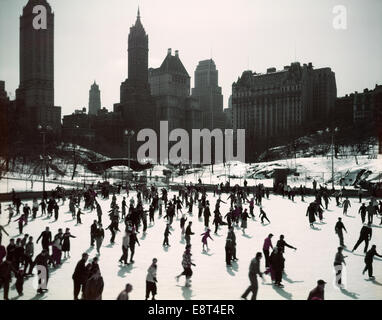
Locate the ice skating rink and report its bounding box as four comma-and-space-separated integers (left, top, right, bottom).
1, 191, 381, 300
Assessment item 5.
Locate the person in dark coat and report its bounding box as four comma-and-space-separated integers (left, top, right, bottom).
358, 203, 367, 224
6, 239, 16, 265
0, 258, 17, 300
129, 230, 140, 263
227, 227, 238, 261
306, 202, 317, 227
307, 280, 326, 300
269, 247, 285, 287
225, 237, 234, 266
185, 222, 194, 247
72, 253, 89, 300
352, 222, 372, 253
335, 217, 347, 247
84, 269, 104, 300
363, 245, 382, 279
90, 220, 98, 247
203, 204, 211, 228
276, 235, 297, 253
36, 227, 52, 253
163, 224, 172, 247
62, 228, 76, 258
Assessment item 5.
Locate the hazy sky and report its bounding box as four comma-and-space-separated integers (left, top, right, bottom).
0, 0, 381, 116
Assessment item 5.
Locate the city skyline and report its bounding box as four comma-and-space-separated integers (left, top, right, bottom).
1, 0, 382, 116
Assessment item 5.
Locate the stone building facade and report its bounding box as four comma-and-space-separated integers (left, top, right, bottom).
232, 62, 337, 161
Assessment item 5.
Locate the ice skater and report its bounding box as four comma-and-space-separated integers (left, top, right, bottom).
335, 217, 347, 247
259, 207, 270, 224
185, 222, 194, 247
163, 223, 172, 247
62, 228, 76, 258
145, 258, 158, 300
241, 208, 249, 234
306, 202, 317, 228
358, 203, 367, 224
176, 245, 195, 287
241, 252, 264, 300
263, 234, 273, 271
333, 247, 347, 288
342, 197, 351, 215
352, 222, 372, 253
363, 245, 382, 279
180, 214, 187, 235
201, 228, 213, 251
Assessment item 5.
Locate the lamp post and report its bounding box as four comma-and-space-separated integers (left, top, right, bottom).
124, 129, 135, 181
38, 125, 52, 196
326, 127, 339, 190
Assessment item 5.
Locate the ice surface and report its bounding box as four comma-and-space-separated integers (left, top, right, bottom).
1, 190, 381, 300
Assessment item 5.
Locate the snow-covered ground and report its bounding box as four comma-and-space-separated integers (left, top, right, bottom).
1, 190, 381, 300
172, 155, 382, 188
2, 154, 381, 193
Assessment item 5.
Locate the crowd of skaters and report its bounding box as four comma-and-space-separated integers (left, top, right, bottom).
0, 177, 381, 300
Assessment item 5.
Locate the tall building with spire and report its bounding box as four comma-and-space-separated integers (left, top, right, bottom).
16, 0, 61, 132
192, 59, 225, 130
114, 8, 156, 154
88, 81, 101, 115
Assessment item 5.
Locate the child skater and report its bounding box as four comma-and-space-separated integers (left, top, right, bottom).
201, 228, 213, 251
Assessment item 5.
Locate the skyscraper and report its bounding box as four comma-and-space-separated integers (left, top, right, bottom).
114, 8, 156, 136
88, 81, 101, 115
192, 59, 225, 130
16, 0, 61, 132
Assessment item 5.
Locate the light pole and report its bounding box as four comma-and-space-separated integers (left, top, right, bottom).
326, 127, 339, 190
38, 125, 52, 196
124, 129, 135, 181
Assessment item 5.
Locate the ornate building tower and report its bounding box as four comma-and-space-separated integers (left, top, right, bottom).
16, 0, 61, 132
113, 8, 156, 158
88, 81, 101, 115
128, 8, 149, 85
